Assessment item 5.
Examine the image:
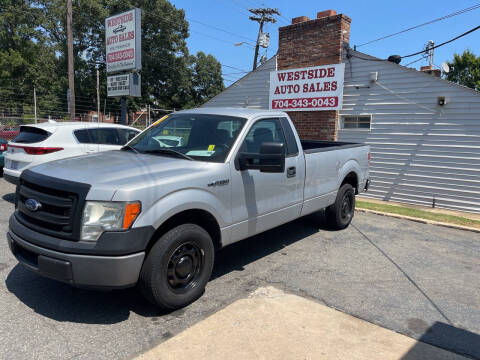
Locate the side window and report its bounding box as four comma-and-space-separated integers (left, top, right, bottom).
279, 117, 298, 156
74, 129, 91, 144
341, 115, 371, 129
241, 118, 286, 154
88, 128, 121, 145
117, 129, 139, 145
216, 119, 244, 145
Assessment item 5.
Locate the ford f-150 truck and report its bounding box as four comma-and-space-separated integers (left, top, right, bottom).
7, 108, 370, 310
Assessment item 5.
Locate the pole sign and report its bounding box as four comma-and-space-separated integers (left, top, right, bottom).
105, 8, 141, 73
269, 63, 345, 111
107, 73, 141, 97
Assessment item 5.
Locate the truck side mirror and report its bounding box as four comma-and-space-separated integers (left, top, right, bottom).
237, 142, 285, 173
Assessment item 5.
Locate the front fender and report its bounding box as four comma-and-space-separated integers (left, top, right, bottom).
133, 188, 230, 230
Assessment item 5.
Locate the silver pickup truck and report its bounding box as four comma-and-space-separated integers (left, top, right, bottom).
7, 108, 370, 309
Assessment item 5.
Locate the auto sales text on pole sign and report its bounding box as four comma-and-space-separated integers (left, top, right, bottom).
105, 8, 141, 73
269, 63, 345, 111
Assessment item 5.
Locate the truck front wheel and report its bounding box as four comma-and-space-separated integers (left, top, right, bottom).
326, 183, 356, 230
138, 224, 214, 310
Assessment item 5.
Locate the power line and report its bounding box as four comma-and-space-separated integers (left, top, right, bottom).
221, 64, 249, 72
190, 30, 255, 48
349, 24, 480, 64
188, 18, 255, 42
215, 0, 250, 17
401, 24, 480, 59
357, 3, 480, 47
405, 56, 427, 67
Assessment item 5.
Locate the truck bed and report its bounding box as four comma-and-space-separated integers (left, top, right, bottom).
300, 140, 365, 154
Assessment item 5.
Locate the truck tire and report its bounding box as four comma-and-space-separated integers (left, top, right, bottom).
138, 224, 214, 310
326, 183, 355, 230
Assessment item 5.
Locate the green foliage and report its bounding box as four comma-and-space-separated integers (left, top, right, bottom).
356, 200, 480, 229
446, 49, 480, 91
0, 0, 59, 117
189, 51, 224, 107
0, 0, 225, 119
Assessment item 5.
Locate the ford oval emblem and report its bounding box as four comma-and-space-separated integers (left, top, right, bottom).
25, 198, 42, 212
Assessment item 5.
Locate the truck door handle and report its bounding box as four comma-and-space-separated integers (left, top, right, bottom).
287, 166, 296, 178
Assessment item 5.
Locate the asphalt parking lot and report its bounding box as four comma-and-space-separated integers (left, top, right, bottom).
0, 177, 479, 360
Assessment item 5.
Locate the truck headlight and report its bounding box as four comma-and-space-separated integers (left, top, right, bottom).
80, 201, 141, 241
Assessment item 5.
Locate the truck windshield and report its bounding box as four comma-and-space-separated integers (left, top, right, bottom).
127, 113, 247, 163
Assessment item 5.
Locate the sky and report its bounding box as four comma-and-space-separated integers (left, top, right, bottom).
169, 0, 480, 86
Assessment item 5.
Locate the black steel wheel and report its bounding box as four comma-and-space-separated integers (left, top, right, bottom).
139, 224, 214, 310
340, 191, 354, 224
167, 242, 203, 293
326, 183, 356, 230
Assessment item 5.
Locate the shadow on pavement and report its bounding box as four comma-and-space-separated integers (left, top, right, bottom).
5, 211, 332, 324
212, 211, 331, 280
401, 321, 480, 360
5, 264, 162, 324
2, 193, 15, 204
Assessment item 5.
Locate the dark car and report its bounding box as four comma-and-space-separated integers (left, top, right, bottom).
0, 138, 7, 174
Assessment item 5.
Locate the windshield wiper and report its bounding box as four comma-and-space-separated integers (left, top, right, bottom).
121, 145, 140, 154
144, 148, 193, 161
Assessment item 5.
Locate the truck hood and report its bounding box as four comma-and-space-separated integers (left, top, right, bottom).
30, 150, 210, 199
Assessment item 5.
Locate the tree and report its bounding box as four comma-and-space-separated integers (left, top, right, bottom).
1, 0, 226, 120
36, 0, 223, 112
446, 50, 480, 91
0, 0, 58, 118
189, 51, 224, 107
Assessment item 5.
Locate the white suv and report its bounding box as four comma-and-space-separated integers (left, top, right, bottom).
3, 122, 140, 184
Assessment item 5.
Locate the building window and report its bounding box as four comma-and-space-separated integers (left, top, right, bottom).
341, 115, 371, 130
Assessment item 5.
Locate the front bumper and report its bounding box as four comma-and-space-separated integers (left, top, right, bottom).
7, 213, 154, 289
8, 231, 145, 289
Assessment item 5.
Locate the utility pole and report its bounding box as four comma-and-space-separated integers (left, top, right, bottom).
427, 40, 434, 68
33, 87, 37, 124
67, 0, 75, 120
96, 69, 100, 122
121, 98, 127, 125
148, 104, 150, 127
248, 8, 279, 70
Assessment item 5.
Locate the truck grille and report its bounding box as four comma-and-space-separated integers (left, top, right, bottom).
15, 170, 91, 241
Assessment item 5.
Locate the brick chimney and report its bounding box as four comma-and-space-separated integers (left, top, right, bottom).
420, 65, 441, 78
277, 10, 351, 141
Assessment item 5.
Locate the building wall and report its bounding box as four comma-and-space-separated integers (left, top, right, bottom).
203, 57, 276, 109
339, 52, 480, 213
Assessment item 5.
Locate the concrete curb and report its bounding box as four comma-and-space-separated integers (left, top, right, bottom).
356, 208, 480, 234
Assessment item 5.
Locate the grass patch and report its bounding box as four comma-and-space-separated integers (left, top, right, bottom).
356, 200, 480, 229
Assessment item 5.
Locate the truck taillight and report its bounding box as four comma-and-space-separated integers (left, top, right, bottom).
0, 144, 6, 151
9, 145, 63, 155
368, 152, 371, 166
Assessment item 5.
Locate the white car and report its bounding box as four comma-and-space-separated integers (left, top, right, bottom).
3, 122, 140, 184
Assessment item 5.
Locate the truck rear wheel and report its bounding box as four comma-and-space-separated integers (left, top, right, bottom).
138, 224, 214, 310
326, 183, 355, 230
